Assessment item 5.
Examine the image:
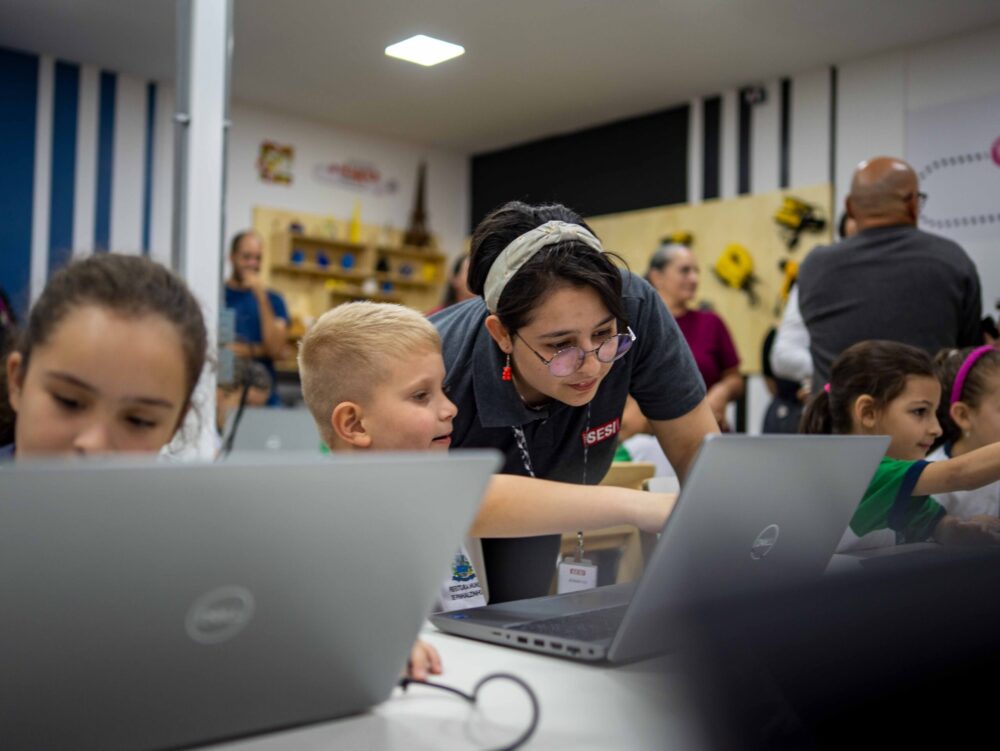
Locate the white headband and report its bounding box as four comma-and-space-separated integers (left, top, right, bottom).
483, 220, 605, 312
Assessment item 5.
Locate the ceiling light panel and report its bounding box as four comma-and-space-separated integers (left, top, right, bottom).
385, 34, 465, 67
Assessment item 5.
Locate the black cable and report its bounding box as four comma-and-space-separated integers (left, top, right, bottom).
218, 382, 251, 459
399, 672, 541, 751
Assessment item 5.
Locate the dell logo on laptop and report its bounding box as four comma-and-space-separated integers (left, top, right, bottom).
750, 524, 780, 560
185, 586, 256, 645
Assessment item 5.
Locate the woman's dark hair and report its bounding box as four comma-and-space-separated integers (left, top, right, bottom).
934, 346, 1000, 445
467, 201, 628, 333
800, 340, 936, 435
2, 254, 208, 437
440, 253, 469, 308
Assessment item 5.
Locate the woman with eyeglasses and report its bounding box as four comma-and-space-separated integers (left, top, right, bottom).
431, 201, 719, 602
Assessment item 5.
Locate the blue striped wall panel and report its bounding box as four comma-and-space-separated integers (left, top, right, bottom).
142, 81, 157, 255
0, 47, 39, 318
94, 70, 116, 252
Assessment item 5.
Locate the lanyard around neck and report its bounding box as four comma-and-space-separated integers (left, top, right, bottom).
510, 403, 591, 485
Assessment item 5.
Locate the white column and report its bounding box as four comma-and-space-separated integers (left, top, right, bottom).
686, 98, 702, 204
171, 0, 231, 459
72, 64, 99, 256
720, 89, 739, 199
30, 55, 53, 303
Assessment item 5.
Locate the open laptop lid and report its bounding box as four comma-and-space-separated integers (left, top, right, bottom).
0, 451, 499, 751
609, 434, 888, 663
224, 407, 324, 453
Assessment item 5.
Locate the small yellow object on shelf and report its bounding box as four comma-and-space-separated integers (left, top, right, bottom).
348, 200, 362, 244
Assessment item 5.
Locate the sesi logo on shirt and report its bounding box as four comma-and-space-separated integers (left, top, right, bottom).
581, 418, 621, 447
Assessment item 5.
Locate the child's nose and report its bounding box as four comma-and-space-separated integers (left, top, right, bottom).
930, 415, 943, 437
73, 420, 113, 454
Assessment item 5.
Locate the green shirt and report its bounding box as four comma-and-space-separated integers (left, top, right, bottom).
614, 443, 632, 462
849, 457, 946, 543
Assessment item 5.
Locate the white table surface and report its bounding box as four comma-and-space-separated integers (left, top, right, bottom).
205, 624, 707, 750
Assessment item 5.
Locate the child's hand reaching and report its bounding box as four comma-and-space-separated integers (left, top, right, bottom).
406, 639, 442, 680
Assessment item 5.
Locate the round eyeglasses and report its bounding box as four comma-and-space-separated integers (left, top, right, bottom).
515, 327, 637, 377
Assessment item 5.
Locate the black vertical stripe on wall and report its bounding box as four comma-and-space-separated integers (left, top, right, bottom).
469, 105, 689, 230
829, 66, 838, 191
702, 96, 721, 200
779, 78, 791, 189
738, 87, 752, 195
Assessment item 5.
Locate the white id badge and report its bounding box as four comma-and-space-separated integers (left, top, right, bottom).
557, 556, 598, 593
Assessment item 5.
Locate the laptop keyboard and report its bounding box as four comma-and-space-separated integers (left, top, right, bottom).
508, 605, 629, 642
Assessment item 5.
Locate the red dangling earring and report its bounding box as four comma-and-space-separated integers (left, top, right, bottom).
501, 353, 513, 381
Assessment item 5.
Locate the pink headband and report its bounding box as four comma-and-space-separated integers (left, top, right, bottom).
950, 345, 996, 406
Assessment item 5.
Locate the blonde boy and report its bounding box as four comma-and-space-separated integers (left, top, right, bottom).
299, 302, 487, 674
300, 301, 458, 453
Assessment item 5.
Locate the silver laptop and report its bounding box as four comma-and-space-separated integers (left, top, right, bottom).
224, 407, 324, 453
432, 434, 888, 664
0, 451, 499, 751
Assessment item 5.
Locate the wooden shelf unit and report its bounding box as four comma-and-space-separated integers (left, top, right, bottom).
252, 207, 450, 364
271, 233, 444, 301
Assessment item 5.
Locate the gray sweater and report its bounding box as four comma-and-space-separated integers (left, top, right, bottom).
798, 224, 982, 386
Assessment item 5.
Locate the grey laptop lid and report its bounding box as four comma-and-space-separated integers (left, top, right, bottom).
225, 407, 324, 453
433, 435, 887, 664
0, 451, 499, 751
608, 434, 888, 662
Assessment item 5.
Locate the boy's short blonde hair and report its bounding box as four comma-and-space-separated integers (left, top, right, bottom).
298, 301, 442, 446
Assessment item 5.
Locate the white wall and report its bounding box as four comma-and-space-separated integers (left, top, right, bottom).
225, 102, 469, 264
837, 24, 1000, 312
692, 22, 1000, 228
788, 67, 830, 189
838, 24, 1000, 205
750, 78, 781, 195
836, 51, 908, 211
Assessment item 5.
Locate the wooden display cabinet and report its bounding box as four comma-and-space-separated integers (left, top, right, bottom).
252, 206, 448, 372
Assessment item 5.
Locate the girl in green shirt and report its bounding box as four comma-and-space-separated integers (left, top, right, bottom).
801, 340, 1000, 550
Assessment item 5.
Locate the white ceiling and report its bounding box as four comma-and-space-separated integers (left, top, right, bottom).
2, 0, 1000, 154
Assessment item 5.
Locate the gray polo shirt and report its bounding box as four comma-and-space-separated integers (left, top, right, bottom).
431, 270, 704, 601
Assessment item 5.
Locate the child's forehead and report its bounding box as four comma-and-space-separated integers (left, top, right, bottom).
394, 344, 444, 376
899, 374, 941, 399
369, 344, 444, 385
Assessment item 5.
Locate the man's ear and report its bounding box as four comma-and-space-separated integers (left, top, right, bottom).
330, 402, 373, 448
845, 195, 857, 221
6, 352, 24, 414
484, 314, 513, 354
852, 394, 879, 432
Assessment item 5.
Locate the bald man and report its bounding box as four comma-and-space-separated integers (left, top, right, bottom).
796, 157, 982, 387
